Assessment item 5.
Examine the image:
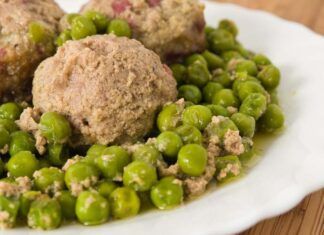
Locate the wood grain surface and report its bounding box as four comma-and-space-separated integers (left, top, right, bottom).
211, 0, 324, 234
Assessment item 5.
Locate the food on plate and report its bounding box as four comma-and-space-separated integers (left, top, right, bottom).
80, 0, 206, 61
32, 35, 177, 146
0, 0, 64, 102
0, 0, 285, 230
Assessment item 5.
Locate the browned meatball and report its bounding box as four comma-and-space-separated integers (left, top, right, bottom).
81, 0, 206, 61
0, 0, 64, 102
33, 35, 177, 146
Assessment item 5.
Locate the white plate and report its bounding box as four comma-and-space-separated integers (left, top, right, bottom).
5, 1, 324, 234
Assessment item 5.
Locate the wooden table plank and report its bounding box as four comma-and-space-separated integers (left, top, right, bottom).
210, 0, 324, 234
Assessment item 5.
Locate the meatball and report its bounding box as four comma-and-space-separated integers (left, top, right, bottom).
0, 0, 64, 102
33, 35, 177, 146
81, 0, 206, 61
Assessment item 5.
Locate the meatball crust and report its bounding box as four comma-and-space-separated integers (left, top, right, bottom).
33, 35, 177, 146
81, 0, 206, 61
0, 0, 64, 101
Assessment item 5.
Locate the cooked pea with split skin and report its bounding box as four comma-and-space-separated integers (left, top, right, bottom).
0, 0, 285, 230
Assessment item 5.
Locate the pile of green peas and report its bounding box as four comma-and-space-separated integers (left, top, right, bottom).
0, 19, 285, 230
55, 11, 132, 47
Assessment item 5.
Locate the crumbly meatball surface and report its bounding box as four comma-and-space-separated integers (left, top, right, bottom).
32, 35, 177, 146
0, 0, 64, 102
81, 0, 206, 61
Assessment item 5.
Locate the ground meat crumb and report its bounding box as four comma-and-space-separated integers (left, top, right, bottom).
224, 130, 245, 155
183, 146, 216, 198
217, 163, 241, 181
211, 115, 225, 125
0, 211, 11, 229
0, 145, 9, 155
16, 107, 41, 132
34, 130, 47, 155
15, 177, 32, 194
227, 106, 238, 115
16, 108, 47, 155
157, 160, 180, 177
122, 143, 141, 154
62, 155, 82, 171
70, 176, 98, 196
146, 138, 157, 145
0, 177, 31, 198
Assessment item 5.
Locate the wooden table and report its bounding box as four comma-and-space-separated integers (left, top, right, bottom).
211, 0, 324, 234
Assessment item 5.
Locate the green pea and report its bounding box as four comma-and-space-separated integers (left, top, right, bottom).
47, 144, 70, 167
205, 104, 230, 117
0, 118, 18, 133
33, 167, 65, 194
228, 59, 258, 76
56, 190, 76, 220
123, 161, 157, 192
175, 124, 202, 145
208, 28, 236, 53
83, 144, 106, 165
182, 105, 212, 131
202, 82, 223, 103
219, 19, 238, 37
215, 155, 242, 183
0, 103, 22, 121
132, 144, 161, 166
231, 113, 255, 138
27, 197, 62, 230
186, 62, 211, 88
39, 112, 71, 144
202, 50, 224, 70
237, 80, 266, 101
7, 151, 39, 178
170, 64, 187, 85
238, 139, 254, 165
87, 144, 106, 157
185, 101, 195, 108
96, 146, 130, 180
212, 71, 233, 88
185, 54, 208, 66
28, 22, 53, 44
212, 89, 239, 108
0, 127, 10, 150
178, 85, 202, 104
253, 54, 271, 66
156, 131, 183, 159
75, 191, 109, 226
55, 30, 72, 47
177, 144, 207, 177
259, 104, 285, 132
205, 26, 215, 37
257, 65, 281, 90
240, 93, 267, 120
235, 44, 253, 59
64, 162, 99, 194
66, 13, 81, 25
19, 191, 42, 218
232, 72, 260, 95
221, 50, 244, 63
9, 131, 36, 156
0, 196, 20, 229
150, 176, 183, 210
96, 180, 118, 198
269, 89, 279, 105
157, 103, 183, 132
205, 118, 238, 140
107, 19, 132, 37
84, 11, 109, 33
71, 16, 97, 40
110, 187, 140, 219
